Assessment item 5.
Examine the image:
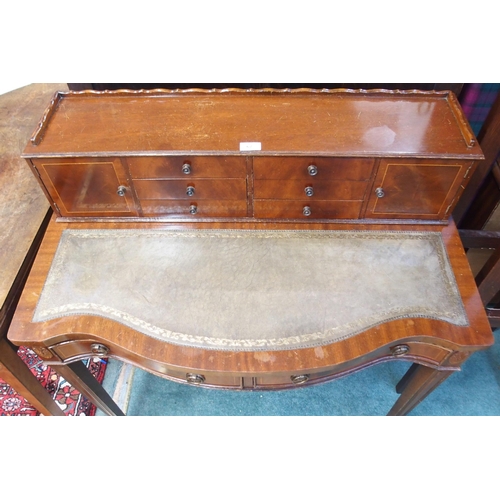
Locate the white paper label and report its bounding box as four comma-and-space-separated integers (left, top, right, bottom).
240, 142, 262, 151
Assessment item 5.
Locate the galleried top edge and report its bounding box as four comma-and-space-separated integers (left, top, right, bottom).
24, 88, 483, 159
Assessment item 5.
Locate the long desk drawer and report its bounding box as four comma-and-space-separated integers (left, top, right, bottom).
254, 179, 368, 201
128, 156, 247, 179
141, 199, 248, 217
253, 157, 375, 181
254, 200, 363, 219
134, 179, 247, 200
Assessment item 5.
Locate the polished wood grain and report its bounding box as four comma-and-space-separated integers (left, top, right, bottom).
366, 159, 472, 220
388, 363, 456, 416
140, 200, 248, 218
32, 157, 137, 217
254, 179, 368, 200
8, 218, 493, 388
127, 156, 247, 179
134, 178, 247, 200
11, 88, 493, 416
253, 157, 375, 181
253, 200, 364, 219
25, 89, 482, 158
23, 90, 483, 223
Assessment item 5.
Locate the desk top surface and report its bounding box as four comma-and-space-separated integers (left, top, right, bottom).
8, 218, 494, 375
0, 84, 66, 307
23, 89, 484, 159
31, 227, 469, 352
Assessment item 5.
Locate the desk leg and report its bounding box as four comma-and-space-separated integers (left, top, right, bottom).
0, 337, 65, 416
395, 363, 420, 394
55, 361, 125, 416
388, 363, 453, 416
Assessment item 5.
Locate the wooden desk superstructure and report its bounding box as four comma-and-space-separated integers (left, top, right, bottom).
8, 89, 495, 415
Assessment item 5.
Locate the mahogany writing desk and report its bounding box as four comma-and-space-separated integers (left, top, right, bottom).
8, 89, 495, 415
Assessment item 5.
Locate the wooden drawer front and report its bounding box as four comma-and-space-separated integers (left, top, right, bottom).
254, 179, 368, 201
51, 340, 243, 388
51, 340, 112, 362
397, 341, 452, 363
366, 159, 470, 219
162, 368, 243, 389
253, 157, 375, 181
254, 200, 363, 219
141, 200, 248, 217
134, 179, 247, 200
253, 341, 452, 389
254, 368, 338, 389
128, 156, 247, 179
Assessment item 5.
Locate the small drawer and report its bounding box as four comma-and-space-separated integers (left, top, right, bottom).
254, 200, 363, 219
386, 341, 452, 363
134, 179, 247, 200
254, 371, 329, 388
51, 340, 112, 362
253, 342, 453, 389
128, 156, 247, 179
253, 157, 375, 181
162, 368, 243, 389
140, 199, 248, 217
254, 179, 368, 201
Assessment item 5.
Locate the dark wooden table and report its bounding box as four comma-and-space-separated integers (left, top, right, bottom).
0, 84, 66, 416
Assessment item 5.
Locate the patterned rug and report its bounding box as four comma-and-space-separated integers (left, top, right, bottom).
0, 346, 107, 416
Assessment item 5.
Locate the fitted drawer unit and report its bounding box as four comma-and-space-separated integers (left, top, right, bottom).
140, 199, 248, 217
254, 179, 369, 201
253, 157, 375, 181
127, 156, 247, 179
254, 200, 363, 219
134, 179, 247, 200
24, 90, 483, 222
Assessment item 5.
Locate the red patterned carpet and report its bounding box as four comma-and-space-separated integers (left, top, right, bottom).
0, 346, 107, 416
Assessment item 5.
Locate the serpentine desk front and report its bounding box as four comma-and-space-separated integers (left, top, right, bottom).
7, 89, 494, 415
8, 217, 493, 415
